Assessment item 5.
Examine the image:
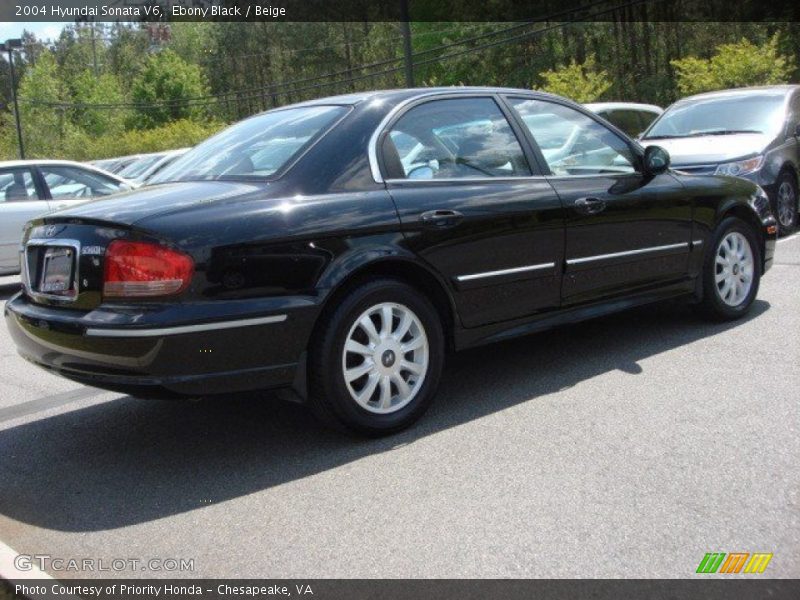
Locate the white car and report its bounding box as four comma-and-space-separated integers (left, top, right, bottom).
0, 160, 134, 275
119, 148, 190, 185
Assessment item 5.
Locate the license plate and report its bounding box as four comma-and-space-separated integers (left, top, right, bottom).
39, 247, 75, 294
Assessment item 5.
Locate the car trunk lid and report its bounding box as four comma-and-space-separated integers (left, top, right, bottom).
42, 180, 268, 227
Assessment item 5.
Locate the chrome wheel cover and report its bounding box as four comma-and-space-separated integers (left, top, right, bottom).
714, 231, 754, 307
341, 302, 429, 414
777, 180, 797, 228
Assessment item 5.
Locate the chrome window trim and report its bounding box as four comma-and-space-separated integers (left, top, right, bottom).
566, 242, 689, 266
384, 172, 645, 185
85, 314, 288, 338
385, 176, 545, 185
456, 262, 555, 282
23, 238, 81, 303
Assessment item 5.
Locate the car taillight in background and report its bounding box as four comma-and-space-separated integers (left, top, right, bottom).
103, 240, 194, 298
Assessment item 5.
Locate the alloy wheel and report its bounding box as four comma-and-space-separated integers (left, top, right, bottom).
714, 231, 754, 307
776, 180, 797, 228
341, 302, 429, 414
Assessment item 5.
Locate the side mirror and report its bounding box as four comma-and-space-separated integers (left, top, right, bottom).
644, 145, 670, 175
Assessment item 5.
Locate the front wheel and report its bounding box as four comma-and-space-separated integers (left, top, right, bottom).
698, 216, 761, 321
308, 278, 444, 436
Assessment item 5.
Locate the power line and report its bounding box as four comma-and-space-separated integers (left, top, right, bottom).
19, 21, 534, 109
17, 0, 650, 112
225, 22, 494, 59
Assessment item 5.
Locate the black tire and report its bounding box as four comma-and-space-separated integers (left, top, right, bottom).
773, 170, 798, 235
698, 216, 761, 321
308, 278, 445, 436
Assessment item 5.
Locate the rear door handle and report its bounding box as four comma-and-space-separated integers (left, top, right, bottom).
420, 209, 464, 228
574, 197, 606, 215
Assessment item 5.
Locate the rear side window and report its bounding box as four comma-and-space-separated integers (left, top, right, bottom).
0, 168, 39, 202
382, 97, 531, 180
151, 105, 348, 183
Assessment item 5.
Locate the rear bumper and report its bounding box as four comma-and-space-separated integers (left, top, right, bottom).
4, 292, 319, 398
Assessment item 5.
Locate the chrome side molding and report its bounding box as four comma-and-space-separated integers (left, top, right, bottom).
456, 262, 555, 282
566, 242, 689, 266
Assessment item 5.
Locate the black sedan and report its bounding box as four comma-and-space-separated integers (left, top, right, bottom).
4, 87, 777, 435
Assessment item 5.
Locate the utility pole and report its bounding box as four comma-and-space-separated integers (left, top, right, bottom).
1, 39, 24, 159
89, 21, 99, 77
400, 0, 414, 88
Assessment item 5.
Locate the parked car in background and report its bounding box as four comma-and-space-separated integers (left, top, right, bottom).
123, 148, 190, 185
0, 160, 134, 275
585, 102, 663, 137
4, 88, 776, 436
91, 154, 141, 174
641, 85, 800, 234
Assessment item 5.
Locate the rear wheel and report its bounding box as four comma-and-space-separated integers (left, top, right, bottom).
308, 278, 444, 436
774, 170, 798, 235
698, 216, 761, 321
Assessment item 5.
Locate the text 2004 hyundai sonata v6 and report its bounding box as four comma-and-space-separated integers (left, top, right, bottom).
4, 88, 777, 435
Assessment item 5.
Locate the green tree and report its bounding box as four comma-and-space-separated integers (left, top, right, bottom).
71, 70, 129, 136
130, 49, 210, 128
672, 35, 795, 96
16, 52, 74, 157
538, 54, 611, 102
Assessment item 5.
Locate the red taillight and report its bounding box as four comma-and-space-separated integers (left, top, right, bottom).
103, 240, 194, 298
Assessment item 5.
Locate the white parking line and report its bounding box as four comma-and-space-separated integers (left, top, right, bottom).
0, 387, 105, 424
777, 232, 800, 244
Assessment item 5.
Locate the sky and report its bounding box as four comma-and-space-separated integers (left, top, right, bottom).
0, 22, 66, 43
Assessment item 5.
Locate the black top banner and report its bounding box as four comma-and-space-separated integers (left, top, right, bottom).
2, 0, 800, 23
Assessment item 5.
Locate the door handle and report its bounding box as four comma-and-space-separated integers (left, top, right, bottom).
420, 209, 464, 228
574, 197, 607, 215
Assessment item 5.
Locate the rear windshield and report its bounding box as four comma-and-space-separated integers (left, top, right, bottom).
150, 105, 348, 183
644, 93, 786, 139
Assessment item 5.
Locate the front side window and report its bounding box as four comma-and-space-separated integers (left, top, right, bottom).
382, 97, 530, 180
0, 168, 39, 202
644, 93, 786, 139
151, 105, 348, 183
510, 98, 637, 176
40, 166, 126, 199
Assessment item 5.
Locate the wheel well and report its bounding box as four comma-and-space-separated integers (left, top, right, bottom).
720, 206, 766, 271
314, 259, 458, 351
778, 163, 797, 181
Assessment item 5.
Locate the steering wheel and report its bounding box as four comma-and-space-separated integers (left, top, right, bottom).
454, 157, 496, 177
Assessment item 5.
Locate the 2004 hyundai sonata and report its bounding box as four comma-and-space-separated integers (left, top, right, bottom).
4, 87, 777, 435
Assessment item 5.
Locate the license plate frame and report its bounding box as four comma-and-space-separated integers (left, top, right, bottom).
39, 246, 75, 295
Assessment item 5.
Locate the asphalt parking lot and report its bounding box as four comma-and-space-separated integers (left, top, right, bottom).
0, 234, 798, 579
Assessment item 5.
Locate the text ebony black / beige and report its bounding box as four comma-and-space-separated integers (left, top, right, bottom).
4, 88, 778, 435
